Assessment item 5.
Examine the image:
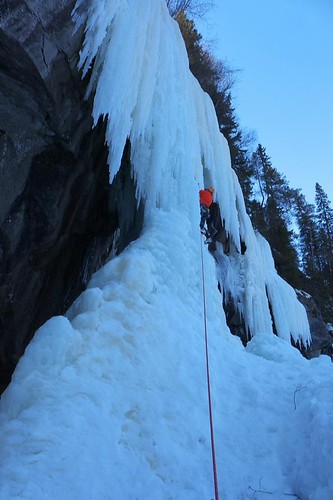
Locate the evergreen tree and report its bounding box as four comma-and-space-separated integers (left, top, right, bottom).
294, 188, 333, 322
315, 183, 333, 246
315, 183, 333, 289
294, 192, 322, 277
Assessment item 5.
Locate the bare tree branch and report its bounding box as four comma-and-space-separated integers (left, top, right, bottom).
166, 0, 214, 19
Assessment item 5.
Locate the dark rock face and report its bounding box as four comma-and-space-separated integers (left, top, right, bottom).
0, 1, 143, 392
296, 291, 333, 360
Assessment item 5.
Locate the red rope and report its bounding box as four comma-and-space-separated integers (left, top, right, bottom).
200, 234, 220, 500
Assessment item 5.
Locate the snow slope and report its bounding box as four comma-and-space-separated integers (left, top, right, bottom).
0, 1, 332, 499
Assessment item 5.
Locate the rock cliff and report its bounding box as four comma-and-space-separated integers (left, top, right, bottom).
0, 0, 143, 392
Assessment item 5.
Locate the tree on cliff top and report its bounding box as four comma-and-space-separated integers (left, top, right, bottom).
166, 0, 213, 18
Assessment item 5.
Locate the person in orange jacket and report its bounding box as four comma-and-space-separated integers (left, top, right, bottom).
199, 187, 215, 241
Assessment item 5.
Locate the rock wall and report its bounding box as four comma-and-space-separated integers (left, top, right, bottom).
296, 291, 333, 360
0, 1, 143, 392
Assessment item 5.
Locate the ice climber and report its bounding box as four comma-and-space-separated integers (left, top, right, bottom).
199, 187, 215, 243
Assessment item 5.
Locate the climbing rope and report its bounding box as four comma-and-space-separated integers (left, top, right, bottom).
199, 232, 220, 500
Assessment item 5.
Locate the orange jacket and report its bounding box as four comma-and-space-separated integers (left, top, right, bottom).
199, 189, 213, 208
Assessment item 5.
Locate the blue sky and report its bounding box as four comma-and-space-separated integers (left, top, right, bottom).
197, 0, 333, 204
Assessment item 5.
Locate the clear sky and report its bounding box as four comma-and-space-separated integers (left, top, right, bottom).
197, 0, 333, 204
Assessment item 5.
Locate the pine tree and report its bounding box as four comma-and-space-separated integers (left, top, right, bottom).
294, 192, 322, 277
315, 183, 333, 246
315, 183, 333, 289
294, 188, 333, 322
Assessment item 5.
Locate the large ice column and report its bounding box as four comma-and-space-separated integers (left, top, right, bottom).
73, 0, 241, 239
73, 0, 311, 345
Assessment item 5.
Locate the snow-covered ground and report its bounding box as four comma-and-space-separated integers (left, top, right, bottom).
0, 214, 332, 499
0, 1, 332, 498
